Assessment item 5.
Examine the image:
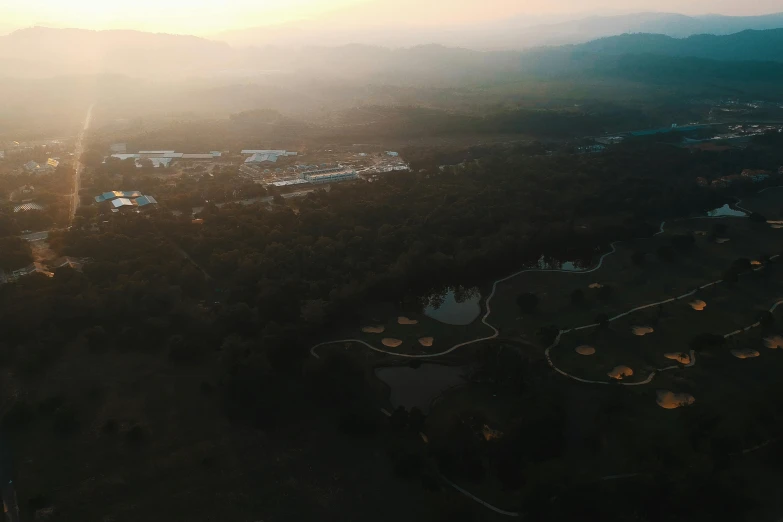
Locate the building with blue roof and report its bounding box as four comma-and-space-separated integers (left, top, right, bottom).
95, 191, 158, 211
94, 190, 142, 203
135, 195, 158, 207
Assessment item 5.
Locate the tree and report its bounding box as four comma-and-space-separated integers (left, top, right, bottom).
631, 251, 646, 266
300, 299, 328, 326
760, 311, 775, 327
731, 258, 752, 273
595, 313, 609, 328
517, 293, 539, 314
0, 236, 33, 270
689, 333, 725, 352
536, 325, 560, 346
337, 408, 379, 438
712, 223, 729, 236
125, 425, 148, 447
749, 212, 767, 223
723, 269, 739, 283
656, 245, 675, 262
408, 407, 426, 432
393, 451, 424, 479
570, 289, 585, 306
670, 234, 695, 252
390, 406, 409, 430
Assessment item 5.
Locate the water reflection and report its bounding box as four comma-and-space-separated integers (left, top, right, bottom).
706, 204, 746, 217
535, 254, 590, 272
424, 286, 482, 325
374, 364, 467, 413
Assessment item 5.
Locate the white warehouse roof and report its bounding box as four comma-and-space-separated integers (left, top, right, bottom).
245, 153, 278, 164
241, 149, 287, 155
112, 198, 134, 208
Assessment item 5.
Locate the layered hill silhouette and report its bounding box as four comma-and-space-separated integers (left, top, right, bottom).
1, 26, 782, 80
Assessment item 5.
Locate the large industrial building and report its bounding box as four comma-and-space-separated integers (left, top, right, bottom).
300, 166, 358, 184
241, 150, 298, 156
108, 150, 221, 168
245, 153, 278, 164
241, 150, 298, 165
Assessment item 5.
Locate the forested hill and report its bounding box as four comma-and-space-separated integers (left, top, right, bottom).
576, 29, 783, 63
3, 26, 783, 81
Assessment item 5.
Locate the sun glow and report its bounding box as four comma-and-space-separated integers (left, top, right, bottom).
2, 0, 780, 36
1, 0, 365, 35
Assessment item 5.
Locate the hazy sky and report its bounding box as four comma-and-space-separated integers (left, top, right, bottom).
0, 0, 781, 35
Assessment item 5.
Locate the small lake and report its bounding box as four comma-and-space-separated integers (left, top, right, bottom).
375, 364, 467, 413
424, 287, 482, 325
706, 204, 746, 217
535, 254, 589, 272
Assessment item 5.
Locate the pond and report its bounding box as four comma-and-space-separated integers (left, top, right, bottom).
706, 204, 746, 217
423, 287, 482, 325
374, 364, 467, 413
535, 254, 590, 272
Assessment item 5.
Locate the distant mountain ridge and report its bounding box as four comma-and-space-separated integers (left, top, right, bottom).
576, 29, 783, 63
216, 11, 783, 49
1, 25, 783, 81
0, 27, 233, 77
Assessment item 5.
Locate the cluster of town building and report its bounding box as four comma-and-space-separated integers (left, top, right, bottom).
23, 158, 60, 175
1, 138, 66, 174
94, 190, 158, 212
240, 150, 407, 187
3, 256, 90, 283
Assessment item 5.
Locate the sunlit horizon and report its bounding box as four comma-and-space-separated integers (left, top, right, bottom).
1, 0, 782, 37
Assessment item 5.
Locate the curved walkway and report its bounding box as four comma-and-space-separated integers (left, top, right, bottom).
439, 475, 520, 517
311, 190, 778, 383
310, 194, 779, 518
311, 213, 731, 364
311, 222, 667, 360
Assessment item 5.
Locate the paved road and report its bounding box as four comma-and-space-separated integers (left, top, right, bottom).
70, 105, 94, 223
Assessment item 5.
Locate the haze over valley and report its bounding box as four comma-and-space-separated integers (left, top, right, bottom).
2, 2, 783, 521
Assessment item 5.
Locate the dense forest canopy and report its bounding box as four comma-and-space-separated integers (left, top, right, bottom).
5, 139, 781, 368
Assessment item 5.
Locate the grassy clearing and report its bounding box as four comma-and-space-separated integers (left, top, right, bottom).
491, 216, 783, 337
